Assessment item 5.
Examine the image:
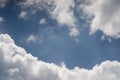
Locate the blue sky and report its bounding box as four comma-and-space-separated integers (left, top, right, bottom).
0, 0, 120, 69
0, 0, 120, 80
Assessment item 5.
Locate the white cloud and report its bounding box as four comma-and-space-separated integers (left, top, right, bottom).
0, 17, 4, 22
39, 18, 46, 24
69, 28, 79, 37
51, 0, 79, 37
19, 11, 27, 19
51, 0, 76, 26
80, 0, 120, 39
27, 34, 38, 42
0, 33, 120, 80
0, 0, 7, 8
20, 0, 79, 37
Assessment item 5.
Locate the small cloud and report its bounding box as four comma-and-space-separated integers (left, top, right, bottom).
27, 34, 38, 42
0, 17, 4, 22
39, 18, 46, 24
0, 0, 7, 8
69, 28, 79, 37
27, 34, 43, 43
101, 35, 112, 43
19, 11, 27, 19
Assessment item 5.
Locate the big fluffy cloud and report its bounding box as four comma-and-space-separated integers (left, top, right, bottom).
80, 0, 120, 39
0, 33, 120, 80
19, 0, 79, 37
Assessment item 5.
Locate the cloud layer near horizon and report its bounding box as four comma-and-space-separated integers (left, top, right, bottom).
0, 33, 120, 80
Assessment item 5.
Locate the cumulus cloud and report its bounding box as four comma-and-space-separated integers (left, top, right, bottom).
80, 0, 120, 39
0, 33, 120, 80
19, 0, 79, 37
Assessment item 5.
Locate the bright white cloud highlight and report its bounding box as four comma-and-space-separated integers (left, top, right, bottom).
0, 33, 120, 80
39, 18, 46, 24
20, 0, 79, 37
51, 0, 79, 37
80, 0, 120, 39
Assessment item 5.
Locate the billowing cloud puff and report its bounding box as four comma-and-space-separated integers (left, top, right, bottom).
80, 0, 120, 39
20, 0, 79, 37
0, 33, 120, 80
